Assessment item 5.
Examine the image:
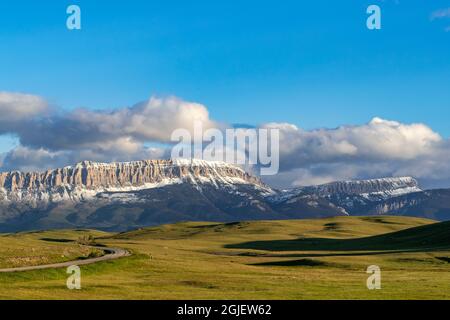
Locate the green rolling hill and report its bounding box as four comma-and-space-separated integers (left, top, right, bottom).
0, 216, 448, 299
225, 220, 450, 252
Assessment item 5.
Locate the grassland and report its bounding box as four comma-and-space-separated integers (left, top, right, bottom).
0, 216, 449, 299
0, 229, 108, 269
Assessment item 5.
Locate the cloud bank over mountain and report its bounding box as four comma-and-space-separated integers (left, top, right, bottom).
262, 118, 449, 187
0, 91, 449, 189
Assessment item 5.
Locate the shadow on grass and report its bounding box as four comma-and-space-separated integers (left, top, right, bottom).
235, 250, 427, 258
40, 238, 74, 243
251, 258, 328, 267
436, 256, 450, 263
225, 221, 450, 252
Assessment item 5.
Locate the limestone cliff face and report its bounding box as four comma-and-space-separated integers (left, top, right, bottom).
0, 159, 267, 203
298, 177, 421, 197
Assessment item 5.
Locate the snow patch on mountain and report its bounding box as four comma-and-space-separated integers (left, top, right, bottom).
0, 159, 272, 207
274, 176, 421, 202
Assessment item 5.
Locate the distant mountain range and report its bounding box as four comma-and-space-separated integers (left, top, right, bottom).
0, 159, 449, 232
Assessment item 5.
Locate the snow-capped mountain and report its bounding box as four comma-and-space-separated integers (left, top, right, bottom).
291, 177, 421, 199
0, 159, 269, 204
271, 177, 423, 215
0, 159, 448, 232
0, 159, 279, 231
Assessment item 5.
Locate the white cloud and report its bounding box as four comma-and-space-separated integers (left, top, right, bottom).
431, 8, 450, 20
261, 117, 448, 188
0, 92, 48, 123
0, 90, 450, 190
1, 146, 68, 172
0, 144, 170, 172
14, 96, 220, 152
66, 96, 218, 143
266, 117, 441, 166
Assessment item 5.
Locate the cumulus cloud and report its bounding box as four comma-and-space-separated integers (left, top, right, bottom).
1, 146, 69, 172
262, 117, 441, 171
263, 118, 450, 188
0, 93, 208, 171
0, 144, 170, 172
0, 92, 49, 130
1, 90, 450, 190
15, 96, 218, 151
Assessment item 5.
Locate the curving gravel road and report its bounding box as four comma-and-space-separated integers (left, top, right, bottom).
0, 246, 131, 273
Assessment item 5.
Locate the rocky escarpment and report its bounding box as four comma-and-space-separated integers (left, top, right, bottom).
0, 159, 448, 232
0, 159, 347, 231
296, 177, 421, 198
270, 176, 424, 217
0, 159, 269, 204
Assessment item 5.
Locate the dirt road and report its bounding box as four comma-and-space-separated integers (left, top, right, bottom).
0, 247, 130, 273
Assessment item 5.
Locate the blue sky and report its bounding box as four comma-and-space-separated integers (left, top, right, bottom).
1, 1, 450, 187
1, 1, 450, 136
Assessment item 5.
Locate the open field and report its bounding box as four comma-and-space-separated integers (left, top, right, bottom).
0, 229, 108, 269
0, 216, 449, 299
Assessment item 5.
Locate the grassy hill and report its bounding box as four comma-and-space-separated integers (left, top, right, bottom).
0, 229, 109, 269
226, 220, 450, 252
0, 216, 449, 299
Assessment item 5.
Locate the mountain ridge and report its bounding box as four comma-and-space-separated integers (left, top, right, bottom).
0, 159, 269, 203
0, 159, 448, 231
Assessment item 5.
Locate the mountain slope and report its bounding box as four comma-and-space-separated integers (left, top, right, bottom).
0, 159, 351, 232
0, 160, 279, 231
0, 159, 449, 232
369, 189, 450, 221
226, 220, 450, 252
272, 177, 422, 214
0, 159, 266, 203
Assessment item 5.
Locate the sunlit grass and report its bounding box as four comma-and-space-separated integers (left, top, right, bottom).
0, 216, 448, 299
